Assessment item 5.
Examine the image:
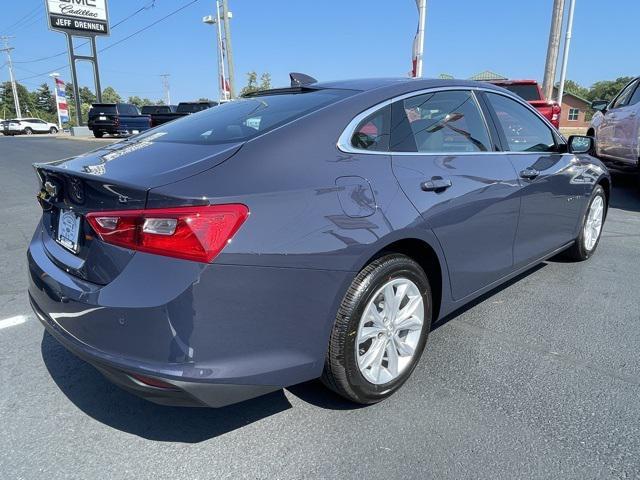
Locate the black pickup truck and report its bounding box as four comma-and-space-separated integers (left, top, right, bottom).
149, 101, 218, 127
87, 103, 151, 138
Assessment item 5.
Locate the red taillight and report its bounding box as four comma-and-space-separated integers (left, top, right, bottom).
86, 204, 249, 263
129, 372, 177, 390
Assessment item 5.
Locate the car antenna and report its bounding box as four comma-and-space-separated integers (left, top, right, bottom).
289, 72, 317, 88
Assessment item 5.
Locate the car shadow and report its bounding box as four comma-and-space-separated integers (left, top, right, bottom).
609, 171, 640, 212
41, 332, 293, 443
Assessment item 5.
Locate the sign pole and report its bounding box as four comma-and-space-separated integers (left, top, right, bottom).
66, 34, 83, 126
90, 36, 102, 103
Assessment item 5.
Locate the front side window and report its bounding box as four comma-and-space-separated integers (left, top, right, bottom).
611, 80, 638, 109
486, 93, 556, 153
568, 108, 580, 121
627, 81, 640, 106
390, 90, 491, 153
350, 105, 391, 151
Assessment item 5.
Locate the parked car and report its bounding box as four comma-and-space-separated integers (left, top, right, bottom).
87, 103, 151, 138
140, 104, 177, 127
489, 80, 561, 128
150, 101, 218, 127
589, 76, 640, 171
29, 75, 609, 408
2, 118, 59, 136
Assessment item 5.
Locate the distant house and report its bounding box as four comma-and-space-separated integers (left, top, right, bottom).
553, 87, 592, 129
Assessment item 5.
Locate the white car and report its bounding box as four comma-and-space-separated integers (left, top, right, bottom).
589, 76, 640, 170
1, 118, 59, 136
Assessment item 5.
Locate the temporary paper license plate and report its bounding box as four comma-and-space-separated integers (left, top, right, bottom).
57, 209, 81, 253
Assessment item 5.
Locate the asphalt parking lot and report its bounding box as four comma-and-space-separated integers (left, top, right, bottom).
1, 136, 639, 479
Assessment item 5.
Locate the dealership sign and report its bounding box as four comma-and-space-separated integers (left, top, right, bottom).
46, 0, 110, 36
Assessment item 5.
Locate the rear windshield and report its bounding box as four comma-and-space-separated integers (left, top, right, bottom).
136, 89, 353, 145
502, 84, 542, 102
89, 104, 117, 115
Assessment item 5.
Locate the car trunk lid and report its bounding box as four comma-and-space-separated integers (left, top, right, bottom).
34, 138, 243, 284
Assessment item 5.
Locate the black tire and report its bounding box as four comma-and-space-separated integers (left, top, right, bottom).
322, 254, 432, 404
93, 131, 104, 138
24, 127, 33, 135
49, 127, 58, 134
562, 184, 607, 261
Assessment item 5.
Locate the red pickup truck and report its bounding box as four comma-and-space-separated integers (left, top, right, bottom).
489, 80, 561, 129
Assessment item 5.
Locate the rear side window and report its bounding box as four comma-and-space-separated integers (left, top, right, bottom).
351, 105, 391, 151
137, 89, 352, 145
390, 90, 491, 153
486, 92, 556, 153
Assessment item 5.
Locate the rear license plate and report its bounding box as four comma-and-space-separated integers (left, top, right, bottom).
57, 209, 81, 253
99, 116, 107, 120
131, 130, 139, 134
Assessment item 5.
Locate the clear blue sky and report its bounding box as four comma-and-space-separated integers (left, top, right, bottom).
1, 0, 638, 102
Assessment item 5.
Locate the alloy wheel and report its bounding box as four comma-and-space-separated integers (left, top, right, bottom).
355, 277, 424, 385
584, 195, 604, 251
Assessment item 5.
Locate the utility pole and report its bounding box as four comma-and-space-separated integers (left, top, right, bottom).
413, 0, 427, 77
542, 0, 565, 101
0, 36, 22, 118
556, 0, 576, 105
203, 1, 229, 102
160, 74, 171, 105
221, 0, 235, 98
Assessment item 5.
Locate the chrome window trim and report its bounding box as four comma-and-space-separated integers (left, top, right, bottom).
337, 85, 566, 156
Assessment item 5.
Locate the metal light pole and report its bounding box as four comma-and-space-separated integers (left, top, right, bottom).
203, 3, 229, 102
414, 0, 427, 77
49, 72, 62, 130
542, 0, 565, 100
1, 36, 22, 118
160, 74, 171, 105
221, 0, 235, 98
556, 0, 576, 106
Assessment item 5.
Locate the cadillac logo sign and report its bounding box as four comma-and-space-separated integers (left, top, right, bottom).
46, 0, 110, 36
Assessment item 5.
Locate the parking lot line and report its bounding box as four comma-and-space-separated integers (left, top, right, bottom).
0, 315, 29, 330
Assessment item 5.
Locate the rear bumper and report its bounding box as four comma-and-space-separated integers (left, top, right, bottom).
28, 224, 350, 407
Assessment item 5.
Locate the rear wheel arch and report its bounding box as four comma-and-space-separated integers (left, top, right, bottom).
359, 238, 443, 322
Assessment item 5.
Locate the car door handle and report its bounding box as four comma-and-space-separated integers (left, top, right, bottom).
519, 167, 540, 180
421, 177, 452, 192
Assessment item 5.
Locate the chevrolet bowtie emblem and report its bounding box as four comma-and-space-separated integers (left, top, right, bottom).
44, 181, 58, 198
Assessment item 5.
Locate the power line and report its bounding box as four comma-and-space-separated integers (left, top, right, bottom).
0, 5, 42, 35
14, 0, 199, 84
14, 1, 157, 64
100, 0, 200, 53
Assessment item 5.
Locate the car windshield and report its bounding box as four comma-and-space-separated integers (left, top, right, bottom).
502, 84, 541, 102
136, 89, 353, 145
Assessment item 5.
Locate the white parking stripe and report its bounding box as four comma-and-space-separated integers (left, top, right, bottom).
0, 315, 29, 330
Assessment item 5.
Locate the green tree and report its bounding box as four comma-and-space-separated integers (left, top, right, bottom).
78, 86, 96, 106
240, 71, 272, 96
35, 83, 56, 114
563, 80, 589, 99
101, 86, 122, 103
127, 96, 154, 108
586, 77, 634, 102
0, 81, 32, 118
259, 72, 272, 91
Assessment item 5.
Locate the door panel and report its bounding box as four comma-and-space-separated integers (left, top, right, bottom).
389, 90, 520, 301
483, 91, 585, 266
508, 153, 585, 266
600, 79, 639, 160
393, 155, 520, 300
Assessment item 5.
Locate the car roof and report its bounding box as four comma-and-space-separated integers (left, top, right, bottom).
313, 77, 506, 95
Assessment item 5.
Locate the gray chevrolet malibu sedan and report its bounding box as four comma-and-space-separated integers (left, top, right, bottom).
28, 74, 610, 407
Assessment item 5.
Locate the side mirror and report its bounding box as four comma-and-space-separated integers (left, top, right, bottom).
567, 135, 594, 155
591, 100, 608, 112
